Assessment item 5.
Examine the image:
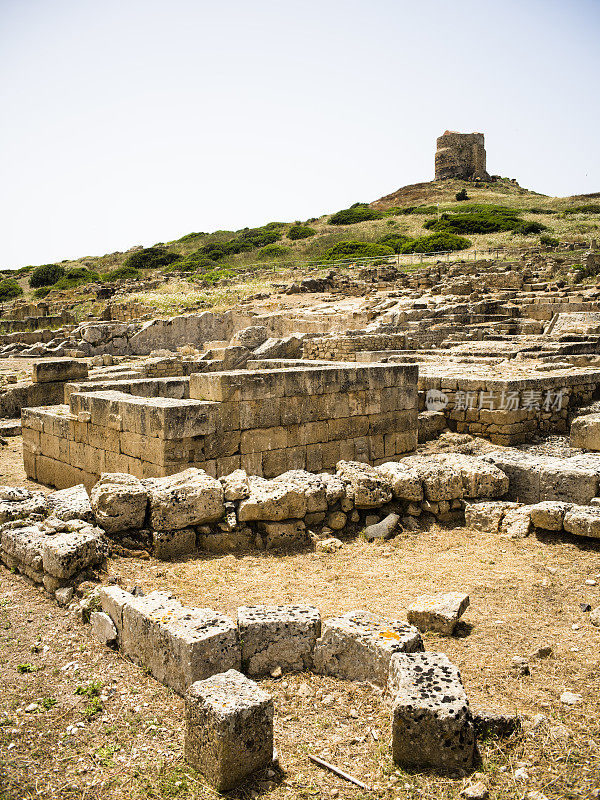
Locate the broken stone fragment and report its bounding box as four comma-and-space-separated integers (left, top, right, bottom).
407, 592, 470, 635
335, 461, 393, 508
90, 611, 118, 645
363, 513, 401, 542
388, 651, 474, 772
218, 469, 250, 502
47, 484, 94, 522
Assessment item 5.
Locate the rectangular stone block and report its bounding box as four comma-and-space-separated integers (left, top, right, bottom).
237, 605, 321, 676
98, 585, 132, 640
313, 610, 423, 687
41, 527, 106, 579
184, 669, 273, 792
122, 591, 241, 695
32, 359, 88, 384
389, 652, 474, 772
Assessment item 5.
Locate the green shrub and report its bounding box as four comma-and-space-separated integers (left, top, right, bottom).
258, 244, 290, 260
564, 204, 600, 215
51, 269, 100, 291
29, 264, 65, 288
288, 224, 316, 240
175, 231, 206, 243
103, 266, 141, 281
124, 247, 181, 270
33, 286, 51, 299
199, 225, 283, 261
195, 267, 237, 286
513, 221, 546, 235
0, 279, 23, 301
540, 234, 560, 247
322, 241, 394, 261
399, 233, 471, 254
424, 205, 521, 234
377, 233, 414, 252
328, 203, 384, 225
396, 205, 439, 215
455, 189, 469, 201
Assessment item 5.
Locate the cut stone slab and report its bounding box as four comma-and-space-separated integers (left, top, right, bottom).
376, 462, 423, 501
121, 591, 240, 695
90, 611, 118, 645
563, 506, 600, 539
434, 453, 509, 499
47, 484, 94, 522
407, 592, 470, 635
145, 468, 224, 531
529, 501, 572, 531
152, 527, 196, 560
98, 585, 132, 639
363, 513, 401, 542
388, 651, 474, 772
41, 526, 107, 579
90, 473, 148, 533
335, 461, 393, 508
313, 610, 423, 687
570, 413, 600, 451
472, 710, 522, 738
237, 604, 321, 676
184, 669, 273, 793
464, 501, 521, 533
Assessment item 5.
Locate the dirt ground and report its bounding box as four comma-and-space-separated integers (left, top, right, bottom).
2, 519, 600, 800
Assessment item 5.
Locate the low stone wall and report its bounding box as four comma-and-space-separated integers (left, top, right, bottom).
22, 363, 419, 488
303, 333, 408, 361
0, 358, 88, 419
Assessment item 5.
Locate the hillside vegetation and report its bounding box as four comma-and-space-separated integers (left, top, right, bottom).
2, 178, 599, 306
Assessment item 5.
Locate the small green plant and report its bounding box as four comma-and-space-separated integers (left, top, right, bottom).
257, 244, 290, 259
455, 188, 469, 201
0, 279, 23, 302
513, 220, 546, 235
17, 664, 35, 674
94, 743, 121, 767
83, 697, 103, 719
75, 680, 103, 697
287, 224, 316, 240
29, 264, 65, 288
540, 233, 560, 247
328, 203, 384, 225
40, 697, 57, 710
564, 204, 600, 215
33, 286, 51, 299
102, 265, 141, 281
322, 241, 394, 261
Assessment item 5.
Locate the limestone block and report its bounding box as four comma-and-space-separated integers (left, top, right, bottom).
563, 506, 600, 539
376, 462, 423, 501
500, 506, 534, 538
464, 501, 521, 533
277, 470, 327, 513
90, 473, 148, 533
435, 454, 508, 499
335, 461, 393, 508
389, 651, 474, 771
0, 487, 47, 525
237, 604, 321, 675
363, 513, 401, 541
90, 611, 118, 645
571, 413, 600, 451
145, 468, 224, 531
41, 526, 107, 579
47, 484, 93, 522
98, 585, 132, 639
479, 451, 541, 503
184, 669, 273, 792
121, 591, 240, 694
400, 456, 463, 502
260, 519, 306, 549
237, 475, 308, 521
0, 524, 46, 571
407, 592, 470, 635
32, 359, 87, 384
539, 463, 597, 505
319, 473, 345, 505
153, 527, 197, 559
219, 469, 250, 501
529, 501, 572, 531
313, 610, 423, 687
230, 326, 269, 350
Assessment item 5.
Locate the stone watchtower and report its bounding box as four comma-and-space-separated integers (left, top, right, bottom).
435, 131, 490, 181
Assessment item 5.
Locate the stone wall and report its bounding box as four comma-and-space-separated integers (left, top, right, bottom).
22, 363, 419, 488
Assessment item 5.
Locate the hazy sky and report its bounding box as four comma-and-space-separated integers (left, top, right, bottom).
1, 0, 598, 269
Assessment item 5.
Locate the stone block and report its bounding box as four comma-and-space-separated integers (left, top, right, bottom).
153, 527, 196, 559
238, 475, 308, 522
90, 611, 118, 645
90, 473, 148, 533
98, 585, 132, 639
184, 669, 273, 792
121, 591, 240, 694
145, 468, 224, 530
539, 463, 597, 505
237, 604, 321, 675
313, 610, 423, 687
407, 592, 470, 635
335, 461, 393, 508
363, 513, 401, 541
529, 501, 571, 531
46, 484, 93, 522
464, 500, 521, 533
389, 651, 474, 772
259, 519, 306, 549
376, 462, 423, 501
32, 359, 88, 384
563, 506, 600, 539
41, 526, 106, 579
570, 413, 600, 450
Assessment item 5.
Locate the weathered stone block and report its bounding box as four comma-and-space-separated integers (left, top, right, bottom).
152, 527, 196, 559
335, 461, 393, 508
571, 413, 600, 450
41, 526, 106, 579
389, 651, 474, 772
529, 501, 571, 531
313, 610, 423, 686
32, 359, 88, 384
237, 604, 321, 675
47, 484, 93, 522
563, 506, 600, 539
90, 611, 118, 645
98, 585, 131, 639
90, 473, 148, 533
376, 462, 423, 501
184, 669, 273, 792
145, 468, 224, 530
407, 592, 470, 635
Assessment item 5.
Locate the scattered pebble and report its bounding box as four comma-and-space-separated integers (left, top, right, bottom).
560, 691, 583, 705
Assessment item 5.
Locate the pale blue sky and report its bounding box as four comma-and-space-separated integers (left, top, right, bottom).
1, 0, 598, 268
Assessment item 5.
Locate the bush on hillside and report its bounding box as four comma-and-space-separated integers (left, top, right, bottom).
288, 224, 316, 240
195, 267, 237, 286
51, 269, 100, 291
124, 247, 181, 270
103, 266, 141, 281
455, 189, 469, 201
540, 234, 560, 247
564, 204, 600, 215
0, 279, 23, 301
199, 225, 283, 262
424, 207, 521, 234
399, 233, 471, 254
328, 203, 384, 225
29, 264, 65, 288
377, 233, 414, 252
322, 241, 394, 261
258, 244, 290, 260
513, 220, 546, 235
33, 287, 51, 299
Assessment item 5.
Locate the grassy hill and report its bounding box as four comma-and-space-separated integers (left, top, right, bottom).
3, 178, 598, 313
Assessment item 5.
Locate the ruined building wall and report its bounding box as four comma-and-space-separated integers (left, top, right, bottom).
435, 131, 490, 181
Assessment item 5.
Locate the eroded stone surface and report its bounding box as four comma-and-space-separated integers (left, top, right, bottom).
145, 469, 224, 531
407, 592, 470, 635
90, 473, 148, 533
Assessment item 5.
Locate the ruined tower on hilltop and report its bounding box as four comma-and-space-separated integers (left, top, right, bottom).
435, 131, 490, 181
